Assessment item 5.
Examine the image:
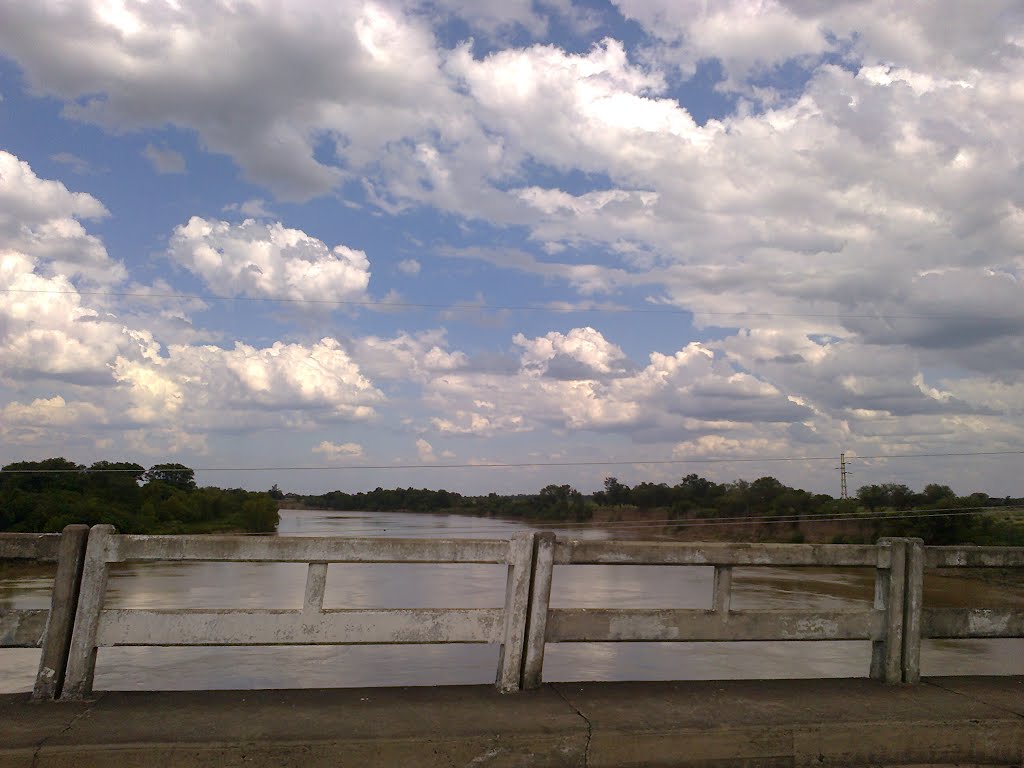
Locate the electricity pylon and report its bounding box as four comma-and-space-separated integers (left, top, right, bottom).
838, 453, 849, 499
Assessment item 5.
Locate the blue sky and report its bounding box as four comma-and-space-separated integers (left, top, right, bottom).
1, 0, 1023, 496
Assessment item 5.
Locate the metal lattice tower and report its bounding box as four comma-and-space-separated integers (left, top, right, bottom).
839, 453, 849, 499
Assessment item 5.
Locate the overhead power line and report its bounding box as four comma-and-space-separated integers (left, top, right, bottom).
1, 287, 1016, 322
301, 504, 1024, 536
275, 506, 1024, 538
528, 503, 1024, 529
544, 506, 1022, 532
2, 449, 1022, 473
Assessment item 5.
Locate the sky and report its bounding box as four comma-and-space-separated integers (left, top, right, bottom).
0, 0, 1022, 497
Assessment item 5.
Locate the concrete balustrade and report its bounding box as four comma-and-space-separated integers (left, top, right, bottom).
521, 536, 913, 687
0, 525, 89, 699
60, 525, 537, 699
908, 541, 1024, 683
3, 526, 1022, 701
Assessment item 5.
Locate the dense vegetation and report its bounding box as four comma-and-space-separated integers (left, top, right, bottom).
0, 458, 279, 534
3, 458, 1021, 544
296, 482, 588, 521
299, 474, 1024, 545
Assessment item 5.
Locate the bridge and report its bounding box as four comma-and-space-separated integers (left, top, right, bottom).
2, 525, 1023, 766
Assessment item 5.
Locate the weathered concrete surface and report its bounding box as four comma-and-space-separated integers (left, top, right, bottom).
1, 677, 1022, 767
553, 677, 1024, 767
0, 685, 586, 768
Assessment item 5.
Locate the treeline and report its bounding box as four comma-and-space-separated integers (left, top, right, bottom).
584, 475, 1024, 545
0, 458, 279, 534
301, 474, 1024, 544
5, 458, 1022, 544
297, 484, 588, 521
297, 486, 462, 513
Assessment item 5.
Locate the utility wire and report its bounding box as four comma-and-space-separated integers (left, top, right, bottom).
292, 504, 1024, 536
276, 507, 1022, 538
574, 506, 1020, 531
2, 287, 1017, 321
526, 503, 1024, 529
2, 449, 1022, 473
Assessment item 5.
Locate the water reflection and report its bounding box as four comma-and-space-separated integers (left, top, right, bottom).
1, 510, 1022, 692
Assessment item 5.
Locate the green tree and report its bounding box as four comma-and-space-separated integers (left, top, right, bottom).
1, 458, 85, 494
922, 484, 955, 505
677, 474, 717, 503
536, 484, 587, 520
144, 463, 197, 492
879, 483, 915, 510
238, 497, 280, 532
602, 477, 631, 505
857, 484, 887, 512
750, 476, 785, 507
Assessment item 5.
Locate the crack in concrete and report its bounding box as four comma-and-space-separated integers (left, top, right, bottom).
550, 684, 592, 768
923, 678, 1024, 720
30, 694, 103, 767
30, 735, 44, 768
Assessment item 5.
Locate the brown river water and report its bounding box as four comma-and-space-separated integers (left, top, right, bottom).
2, 510, 1023, 692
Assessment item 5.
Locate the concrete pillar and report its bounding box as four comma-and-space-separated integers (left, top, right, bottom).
521, 532, 556, 690
870, 538, 906, 684
62, 524, 115, 700
303, 562, 328, 615
902, 538, 924, 683
495, 532, 536, 693
32, 524, 89, 700
713, 566, 733, 614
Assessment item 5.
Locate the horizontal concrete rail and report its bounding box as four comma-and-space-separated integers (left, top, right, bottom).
522, 537, 910, 688
0, 533, 62, 562
925, 545, 1024, 568
553, 540, 885, 567
0, 609, 51, 646
95, 608, 505, 645
62, 525, 536, 699
546, 608, 885, 642
923, 608, 1024, 638
0, 526, 89, 699
110, 534, 511, 563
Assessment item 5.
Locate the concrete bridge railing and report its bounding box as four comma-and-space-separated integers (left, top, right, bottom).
59, 525, 538, 699
911, 544, 1024, 683
0, 525, 88, 699
520, 534, 916, 688
2, 526, 1023, 699
518, 536, 1024, 688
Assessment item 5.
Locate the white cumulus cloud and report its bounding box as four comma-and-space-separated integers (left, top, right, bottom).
168, 217, 371, 304
313, 440, 365, 462
0, 150, 125, 284
416, 437, 438, 462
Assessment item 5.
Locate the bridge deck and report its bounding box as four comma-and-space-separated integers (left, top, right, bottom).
2, 676, 1022, 767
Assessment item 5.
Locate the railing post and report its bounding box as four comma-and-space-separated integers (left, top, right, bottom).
902, 538, 924, 683
496, 532, 536, 693
713, 566, 733, 614
62, 524, 115, 700
32, 524, 89, 701
303, 562, 328, 616
870, 538, 906, 684
521, 532, 556, 689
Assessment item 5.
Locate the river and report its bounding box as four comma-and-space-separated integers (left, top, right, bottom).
2, 510, 1023, 692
